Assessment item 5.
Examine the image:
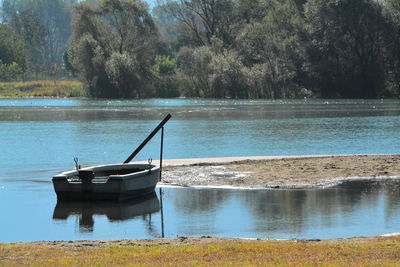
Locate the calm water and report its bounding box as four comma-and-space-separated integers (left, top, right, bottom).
1, 98, 400, 242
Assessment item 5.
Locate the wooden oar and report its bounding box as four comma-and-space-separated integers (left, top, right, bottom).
123, 114, 172, 164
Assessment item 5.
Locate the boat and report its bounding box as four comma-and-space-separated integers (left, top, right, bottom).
52, 114, 171, 201
53, 162, 160, 201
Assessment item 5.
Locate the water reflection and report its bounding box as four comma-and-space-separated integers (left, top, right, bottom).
53, 193, 160, 233
239, 180, 400, 237
241, 190, 310, 233
1, 101, 400, 169
1, 99, 400, 122
165, 179, 400, 238
172, 188, 230, 213
2, 179, 400, 242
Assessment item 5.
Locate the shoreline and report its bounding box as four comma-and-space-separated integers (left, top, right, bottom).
157, 154, 400, 189
6, 233, 400, 246
2, 235, 400, 266
158, 175, 400, 190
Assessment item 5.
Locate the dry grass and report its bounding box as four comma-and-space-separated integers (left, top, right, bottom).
0, 80, 85, 98
1, 236, 400, 266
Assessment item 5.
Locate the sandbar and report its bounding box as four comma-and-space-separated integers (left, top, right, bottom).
158, 154, 400, 189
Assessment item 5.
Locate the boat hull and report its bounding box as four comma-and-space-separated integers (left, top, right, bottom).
53, 163, 160, 201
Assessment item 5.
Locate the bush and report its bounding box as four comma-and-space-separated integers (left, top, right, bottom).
0, 61, 23, 81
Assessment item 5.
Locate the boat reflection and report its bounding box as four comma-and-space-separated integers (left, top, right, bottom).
53, 192, 160, 233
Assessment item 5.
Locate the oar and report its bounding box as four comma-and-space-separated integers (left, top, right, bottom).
124, 114, 172, 164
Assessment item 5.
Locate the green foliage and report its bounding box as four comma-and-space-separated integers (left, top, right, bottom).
152, 55, 181, 97
2, 0, 400, 99
0, 60, 23, 81
177, 45, 248, 98
157, 0, 400, 99
152, 4, 179, 43
153, 55, 177, 76
304, 0, 389, 98
1, 0, 75, 80
11, 9, 46, 68
62, 48, 77, 76
233, 0, 271, 23
158, 0, 235, 46
209, 49, 247, 98
173, 0, 307, 99
5, 0, 72, 64
178, 46, 213, 97
105, 52, 143, 98
0, 24, 26, 69
383, 0, 400, 97
70, 0, 159, 98
153, 74, 182, 97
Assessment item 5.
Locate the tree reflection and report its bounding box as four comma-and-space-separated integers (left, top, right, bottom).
239, 179, 400, 235
172, 188, 230, 213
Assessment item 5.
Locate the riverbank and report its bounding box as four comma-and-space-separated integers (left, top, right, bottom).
0, 80, 84, 98
160, 154, 400, 189
1, 235, 400, 266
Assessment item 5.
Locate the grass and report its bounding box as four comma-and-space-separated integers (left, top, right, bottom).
0, 80, 85, 98
1, 237, 400, 266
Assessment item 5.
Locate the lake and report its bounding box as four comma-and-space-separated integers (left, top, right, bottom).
1, 98, 400, 242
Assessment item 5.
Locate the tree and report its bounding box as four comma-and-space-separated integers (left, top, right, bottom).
0, 24, 26, 81
235, 0, 307, 98
11, 10, 46, 75
232, 0, 273, 24
2, 0, 73, 62
383, 0, 400, 96
0, 24, 26, 68
304, 0, 389, 98
70, 0, 159, 98
177, 45, 213, 96
157, 0, 235, 47
2, 0, 74, 79
152, 3, 179, 42
35, 0, 72, 64
152, 55, 181, 97
0, 60, 23, 81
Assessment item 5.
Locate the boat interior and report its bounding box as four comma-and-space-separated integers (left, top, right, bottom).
62, 164, 155, 183
93, 168, 145, 177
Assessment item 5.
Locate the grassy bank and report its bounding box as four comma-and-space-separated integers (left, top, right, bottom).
0, 80, 85, 98
1, 236, 400, 266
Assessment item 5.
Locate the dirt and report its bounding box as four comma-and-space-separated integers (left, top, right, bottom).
161, 154, 400, 188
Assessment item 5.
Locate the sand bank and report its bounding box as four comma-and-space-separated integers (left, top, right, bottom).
156, 154, 400, 189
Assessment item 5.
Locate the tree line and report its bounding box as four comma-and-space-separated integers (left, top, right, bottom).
0, 0, 77, 81
2, 0, 400, 99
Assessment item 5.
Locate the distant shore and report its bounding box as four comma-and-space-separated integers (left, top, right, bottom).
160, 154, 400, 189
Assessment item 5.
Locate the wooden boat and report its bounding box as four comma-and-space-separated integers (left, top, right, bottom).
52, 114, 171, 201
53, 163, 160, 201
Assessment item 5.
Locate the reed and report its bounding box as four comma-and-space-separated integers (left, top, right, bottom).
1, 236, 399, 266
0, 80, 85, 97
